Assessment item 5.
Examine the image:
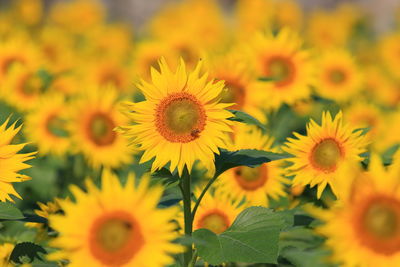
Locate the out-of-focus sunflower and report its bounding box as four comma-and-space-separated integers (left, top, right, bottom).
48, 170, 182, 267
133, 40, 178, 81
69, 87, 133, 169
1, 65, 46, 112
192, 188, 244, 234
272, 0, 303, 31
13, 0, 43, 26
49, 0, 105, 34
314, 49, 363, 102
217, 125, 289, 206
24, 94, 70, 156
379, 33, 400, 80
283, 111, 368, 198
234, 0, 274, 38
311, 154, 400, 266
206, 51, 264, 121
0, 243, 15, 267
248, 29, 314, 110
0, 117, 36, 202
0, 35, 39, 85
118, 59, 233, 176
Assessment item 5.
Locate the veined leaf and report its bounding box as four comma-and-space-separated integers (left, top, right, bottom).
193, 207, 288, 265
214, 149, 292, 177
10, 242, 47, 264
0, 203, 24, 220
228, 110, 266, 131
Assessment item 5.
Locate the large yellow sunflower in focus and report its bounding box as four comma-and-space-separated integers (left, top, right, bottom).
217, 125, 289, 206
248, 29, 314, 110
0, 118, 36, 202
69, 88, 133, 169
283, 111, 368, 198
118, 59, 233, 175
48, 170, 182, 267
312, 154, 400, 266
24, 94, 70, 156
314, 49, 363, 102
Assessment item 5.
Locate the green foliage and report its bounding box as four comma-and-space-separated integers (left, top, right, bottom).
193, 207, 289, 265
10, 242, 47, 264
228, 110, 266, 131
214, 149, 292, 177
0, 203, 24, 220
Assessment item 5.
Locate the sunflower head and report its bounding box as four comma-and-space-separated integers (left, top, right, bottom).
284, 111, 369, 198
48, 170, 183, 266
118, 58, 233, 176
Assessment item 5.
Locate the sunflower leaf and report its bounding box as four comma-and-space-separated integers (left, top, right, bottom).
228, 110, 266, 131
214, 149, 292, 177
10, 242, 47, 264
193, 207, 287, 265
0, 203, 24, 220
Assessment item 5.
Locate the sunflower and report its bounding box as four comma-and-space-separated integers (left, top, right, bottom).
312, 154, 400, 266
217, 125, 289, 206
48, 170, 182, 267
68, 87, 133, 169
192, 188, 244, 234
0, 117, 36, 202
314, 49, 363, 102
132, 40, 178, 82
206, 51, 265, 122
1, 65, 45, 112
248, 29, 314, 110
0, 243, 14, 267
380, 33, 400, 80
283, 111, 368, 198
117, 58, 233, 176
24, 94, 70, 156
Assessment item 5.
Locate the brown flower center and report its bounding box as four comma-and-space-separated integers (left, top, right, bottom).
155, 92, 206, 143
87, 113, 117, 146
89, 211, 144, 265
327, 68, 347, 85
198, 210, 230, 234
310, 138, 343, 172
234, 164, 268, 191
263, 56, 296, 87
354, 196, 400, 255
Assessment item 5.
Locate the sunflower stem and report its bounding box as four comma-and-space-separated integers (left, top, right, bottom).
191, 174, 218, 221
181, 167, 193, 267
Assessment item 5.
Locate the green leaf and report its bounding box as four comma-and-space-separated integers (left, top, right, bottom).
382, 144, 400, 165
10, 242, 47, 264
353, 126, 370, 135
0, 203, 24, 220
227, 110, 266, 130
214, 149, 292, 177
258, 76, 278, 82
151, 168, 180, 189
280, 248, 332, 267
193, 207, 287, 265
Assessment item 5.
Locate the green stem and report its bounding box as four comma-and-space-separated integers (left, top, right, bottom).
191, 174, 218, 221
180, 167, 193, 267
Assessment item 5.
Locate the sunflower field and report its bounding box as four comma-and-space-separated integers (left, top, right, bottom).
1, 0, 400, 266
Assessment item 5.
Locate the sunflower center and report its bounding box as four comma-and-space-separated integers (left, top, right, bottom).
234, 164, 268, 191
363, 203, 398, 238
90, 212, 144, 265
18, 74, 42, 97
219, 80, 246, 110
198, 210, 230, 234
46, 114, 68, 138
328, 68, 347, 85
354, 196, 400, 255
100, 70, 122, 88
310, 138, 342, 172
264, 56, 295, 87
88, 113, 117, 146
156, 92, 206, 143
1, 56, 24, 74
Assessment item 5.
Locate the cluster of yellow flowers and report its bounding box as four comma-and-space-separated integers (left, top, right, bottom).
1, 0, 400, 266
